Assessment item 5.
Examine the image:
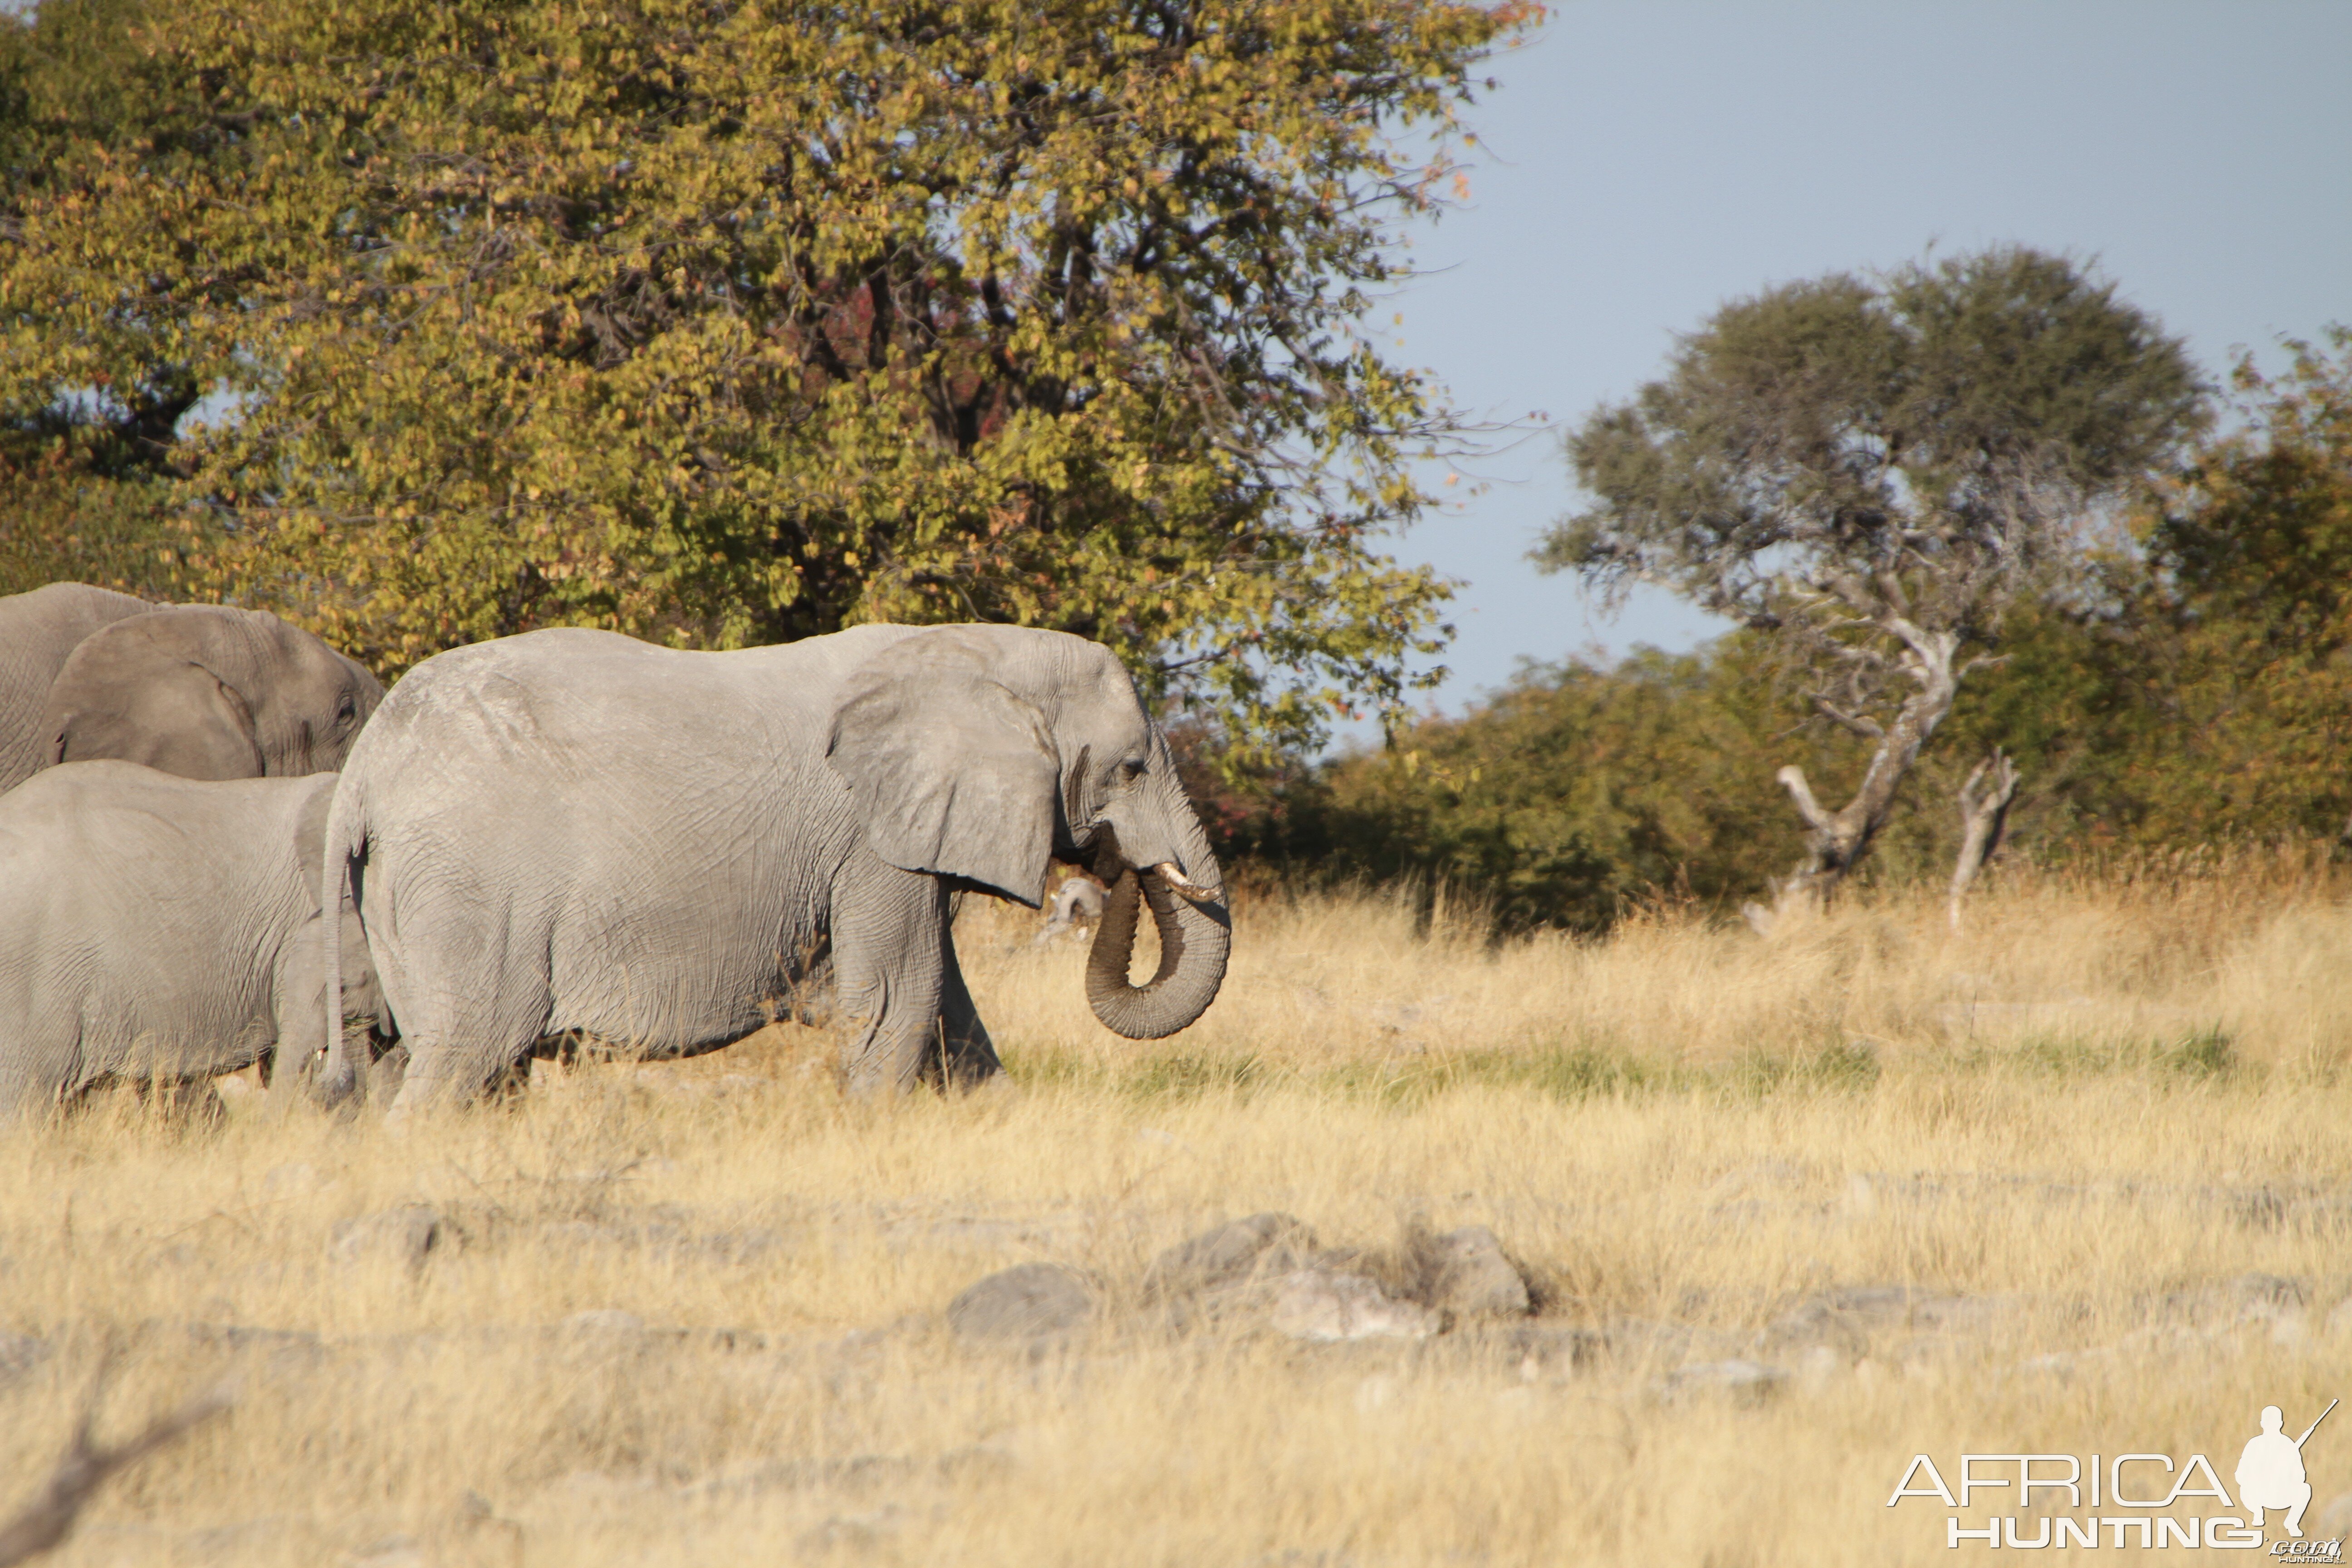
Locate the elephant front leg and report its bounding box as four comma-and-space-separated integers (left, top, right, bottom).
833, 872, 998, 1095
927, 931, 1002, 1091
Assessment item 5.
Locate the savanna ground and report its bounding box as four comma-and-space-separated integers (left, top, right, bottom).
7, 855, 2352, 1566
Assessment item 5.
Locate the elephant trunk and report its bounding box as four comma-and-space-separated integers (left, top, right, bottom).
1084, 858, 1230, 1041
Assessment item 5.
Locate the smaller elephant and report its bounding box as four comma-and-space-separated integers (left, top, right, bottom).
0, 582, 157, 789
33, 604, 383, 784
0, 761, 382, 1118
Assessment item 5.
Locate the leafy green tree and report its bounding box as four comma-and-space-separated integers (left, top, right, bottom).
1259, 638, 1851, 932
1, 0, 1537, 750
2127, 328, 2352, 840
0, 0, 192, 598
1541, 247, 2208, 918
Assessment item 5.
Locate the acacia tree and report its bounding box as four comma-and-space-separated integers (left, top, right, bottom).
1542, 247, 2206, 916
1, 0, 1538, 753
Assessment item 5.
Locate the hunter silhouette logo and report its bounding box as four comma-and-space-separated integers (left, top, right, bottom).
2240, 1399, 2335, 1539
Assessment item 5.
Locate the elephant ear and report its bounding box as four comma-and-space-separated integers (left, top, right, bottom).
826, 638, 1058, 907
53, 661, 265, 780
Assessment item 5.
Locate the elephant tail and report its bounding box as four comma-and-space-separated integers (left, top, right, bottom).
318, 773, 368, 1107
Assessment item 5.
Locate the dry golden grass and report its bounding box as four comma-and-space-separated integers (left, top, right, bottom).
5, 856, 2352, 1565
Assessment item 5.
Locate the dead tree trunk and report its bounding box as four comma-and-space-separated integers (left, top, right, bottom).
1741, 622, 1963, 936
1946, 748, 2019, 932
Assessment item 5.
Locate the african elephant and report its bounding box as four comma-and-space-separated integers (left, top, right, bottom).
0, 582, 157, 790
35, 605, 384, 784
0, 762, 382, 1118
315, 623, 1229, 1111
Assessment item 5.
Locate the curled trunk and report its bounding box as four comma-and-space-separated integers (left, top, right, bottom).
1084, 863, 1230, 1040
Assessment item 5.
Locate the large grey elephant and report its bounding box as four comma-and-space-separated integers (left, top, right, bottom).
0, 582, 157, 789
0, 762, 382, 1118
34, 604, 384, 783
316, 623, 1229, 1110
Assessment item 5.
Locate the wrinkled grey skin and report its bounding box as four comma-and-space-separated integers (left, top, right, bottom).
318, 623, 1228, 1112
0, 583, 157, 790
0, 762, 382, 1119
36, 605, 383, 784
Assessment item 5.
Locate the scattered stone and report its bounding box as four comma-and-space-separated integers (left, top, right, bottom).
795, 1504, 907, 1553
1503, 1324, 1604, 1379
1428, 1226, 1529, 1318
1657, 1358, 1788, 1406
1762, 1286, 2006, 1359
346, 1532, 425, 1568
947, 1263, 1093, 1346
1142, 1213, 1319, 1301
328, 1205, 446, 1274
262, 1162, 325, 1197
1489, 1385, 1542, 1421
1270, 1269, 1438, 1343
0, 1331, 46, 1387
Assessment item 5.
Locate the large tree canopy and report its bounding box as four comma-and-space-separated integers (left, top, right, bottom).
1542, 246, 2207, 912
1, 0, 1535, 749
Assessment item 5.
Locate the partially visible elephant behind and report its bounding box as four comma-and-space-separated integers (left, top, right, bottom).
316, 623, 1230, 1112
0, 582, 157, 789
34, 605, 383, 784
0, 762, 382, 1119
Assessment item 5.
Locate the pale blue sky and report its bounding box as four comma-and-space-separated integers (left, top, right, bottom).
1371, 0, 2352, 736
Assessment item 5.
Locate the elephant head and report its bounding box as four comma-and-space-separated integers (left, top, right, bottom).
825, 625, 1230, 1041
39, 606, 383, 780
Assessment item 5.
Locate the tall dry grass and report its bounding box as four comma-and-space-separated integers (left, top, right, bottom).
3, 855, 2351, 1565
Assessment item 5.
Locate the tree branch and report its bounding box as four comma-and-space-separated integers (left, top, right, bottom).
1773, 764, 1836, 833
1808, 696, 1884, 741
1948, 747, 2021, 933
0, 1384, 231, 1567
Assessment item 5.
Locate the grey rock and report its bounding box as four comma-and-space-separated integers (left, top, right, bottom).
346, 1532, 425, 1568
0, 1331, 46, 1388
1761, 1286, 2008, 1358
1142, 1213, 1319, 1301
1270, 1269, 1439, 1343
261, 1161, 324, 1197
1502, 1324, 1604, 1378
328, 1206, 446, 1274
1429, 1226, 1529, 1318
1658, 1358, 1788, 1406
947, 1263, 1093, 1345
795, 1504, 907, 1553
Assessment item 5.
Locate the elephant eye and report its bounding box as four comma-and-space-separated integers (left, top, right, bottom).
1117, 757, 1147, 781
337, 695, 357, 723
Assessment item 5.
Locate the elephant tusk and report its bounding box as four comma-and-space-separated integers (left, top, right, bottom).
1152, 862, 1220, 903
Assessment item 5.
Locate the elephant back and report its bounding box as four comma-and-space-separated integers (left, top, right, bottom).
0, 583, 156, 791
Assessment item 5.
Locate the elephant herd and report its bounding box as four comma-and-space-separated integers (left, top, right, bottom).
0, 583, 1230, 1120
